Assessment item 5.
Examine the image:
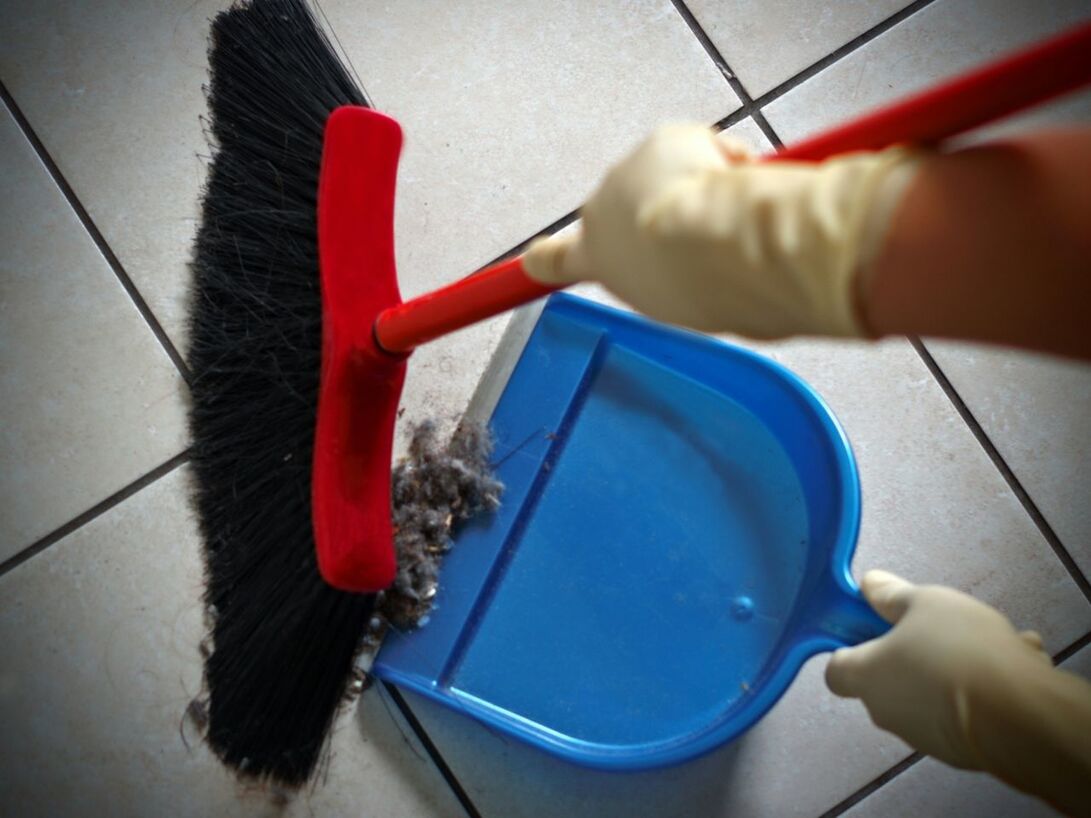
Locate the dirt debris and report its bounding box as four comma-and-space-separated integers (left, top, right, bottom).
369, 420, 503, 637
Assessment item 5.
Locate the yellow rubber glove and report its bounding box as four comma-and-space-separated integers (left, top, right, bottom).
523, 124, 923, 339
828, 570, 1091, 818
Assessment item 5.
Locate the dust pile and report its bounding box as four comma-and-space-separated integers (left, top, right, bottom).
370, 421, 503, 637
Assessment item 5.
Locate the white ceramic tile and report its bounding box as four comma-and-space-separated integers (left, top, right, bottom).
843, 643, 1091, 818
926, 344, 1091, 580
319, 0, 737, 444
763, 0, 1091, 144
0, 0, 227, 344
0, 468, 466, 818
385, 325, 1091, 817
687, 0, 912, 97
0, 104, 188, 563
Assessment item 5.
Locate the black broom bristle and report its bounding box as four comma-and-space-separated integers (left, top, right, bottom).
187, 0, 372, 786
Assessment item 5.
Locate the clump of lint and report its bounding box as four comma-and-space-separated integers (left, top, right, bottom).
373, 420, 503, 634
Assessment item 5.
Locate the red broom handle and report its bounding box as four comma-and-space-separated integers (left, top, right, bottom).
376, 256, 554, 352
375, 20, 1091, 353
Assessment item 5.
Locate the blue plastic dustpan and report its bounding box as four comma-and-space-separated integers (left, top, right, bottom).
373, 293, 887, 770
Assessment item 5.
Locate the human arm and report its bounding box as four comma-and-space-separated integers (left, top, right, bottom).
865, 128, 1091, 359
523, 125, 1091, 360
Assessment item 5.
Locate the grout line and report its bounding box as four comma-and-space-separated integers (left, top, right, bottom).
817, 753, 924, 817
0, 80, 193, 385
499, 0, 936, 256
0, 450, 191, 579
1055, 629, 1091, 665
669, 0, 764, 121
669, 1, 789, 150
674, 0, 942, 147
665, 1, 789, 152
383, 683, 484, 818
750, 0, 942, 111
663, 0, 794, 150
711, 106, 753, 134
749, 109, 784, 149
668, 0, 801, 152
480, 209, 581, 270
912, 339, 1091, 605
816, 627, 1090, 817
516, 0, 942, 249
669, 0, 742, 92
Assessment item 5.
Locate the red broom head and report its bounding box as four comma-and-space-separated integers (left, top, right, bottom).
314, 106, 406, 592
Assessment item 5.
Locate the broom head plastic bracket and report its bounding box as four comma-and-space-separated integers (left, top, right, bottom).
314, 106, 407, 592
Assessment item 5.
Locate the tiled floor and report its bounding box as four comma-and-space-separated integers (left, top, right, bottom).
1, 1, 1089, 816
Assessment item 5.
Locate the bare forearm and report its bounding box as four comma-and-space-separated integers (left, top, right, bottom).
863, 129, 1091, 360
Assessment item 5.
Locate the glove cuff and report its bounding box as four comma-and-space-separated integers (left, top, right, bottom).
850, 148, 926, 337
808, 147, 921, 337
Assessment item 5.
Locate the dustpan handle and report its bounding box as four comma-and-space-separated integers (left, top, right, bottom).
374, 20, 1091, 354
818, 586, 891, 647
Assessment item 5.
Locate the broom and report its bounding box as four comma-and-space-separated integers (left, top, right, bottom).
188, 0, 1091, 787
188, 0, 373, 785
